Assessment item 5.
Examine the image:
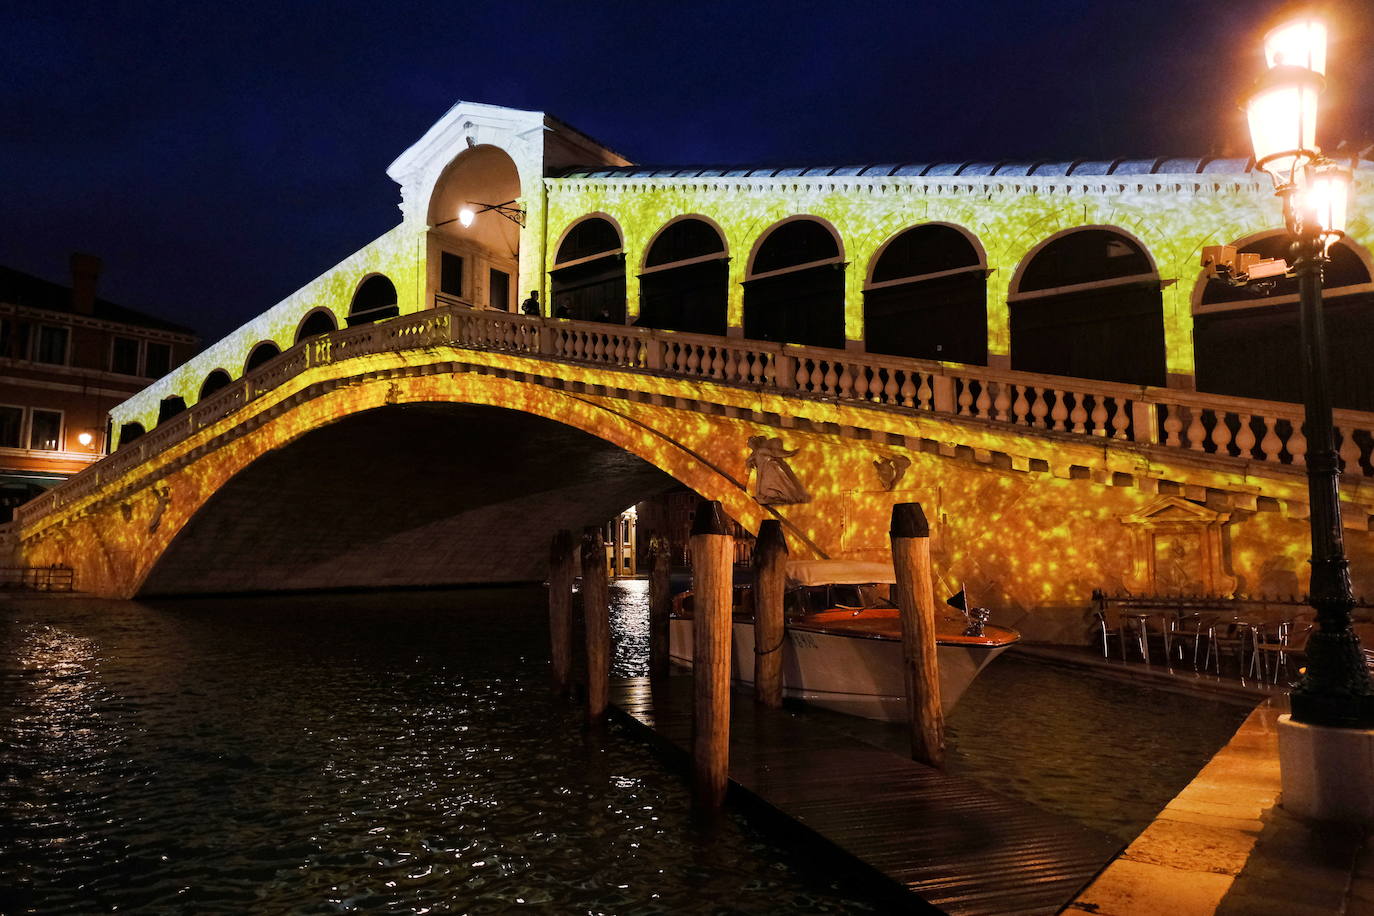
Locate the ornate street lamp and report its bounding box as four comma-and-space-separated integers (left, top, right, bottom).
1222, 14, 1373, 729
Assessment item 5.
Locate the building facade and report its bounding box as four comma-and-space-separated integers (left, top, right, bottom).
0, 255, 197, 520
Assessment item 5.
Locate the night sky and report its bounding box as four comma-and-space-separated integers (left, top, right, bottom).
4, 0, 1372, 344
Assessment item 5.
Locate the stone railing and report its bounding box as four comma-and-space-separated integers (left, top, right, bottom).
16, 305, 1374, 525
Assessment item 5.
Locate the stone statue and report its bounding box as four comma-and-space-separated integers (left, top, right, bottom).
873, 454, 911, 491
746, 436, 809, 505
148, 485, 172, 534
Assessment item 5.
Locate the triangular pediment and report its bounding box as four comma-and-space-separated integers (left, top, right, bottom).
1122, 495, 1229, 526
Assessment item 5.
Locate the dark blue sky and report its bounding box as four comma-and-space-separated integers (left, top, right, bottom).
4, 0, 1371, 343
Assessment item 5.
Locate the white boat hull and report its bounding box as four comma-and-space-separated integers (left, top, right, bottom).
668, 618, 1010, 721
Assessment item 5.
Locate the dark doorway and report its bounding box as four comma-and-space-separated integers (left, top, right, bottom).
864, 224, 987, 365
488, 268, 511, 311
1010, 229, 1165, 387
637, 219, 728, 335
743, 219, 845, 350
158, 396, 187, 424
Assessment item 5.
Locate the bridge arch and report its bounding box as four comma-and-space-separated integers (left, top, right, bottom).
636, 215, 729, 335
1192, 233, 1374, 409
294, 307, 338, 343
743, 216, 846, 349
863, 222, 988, 365
1008, 226, 1165, 387
550, 214, 626, 323
43, 362, 775, 598
244, 340, 281, 374
199, 369, 232, 400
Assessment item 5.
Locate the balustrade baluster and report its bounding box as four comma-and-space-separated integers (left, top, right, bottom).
1069, 394, 1088, 434
1030, 389, 1049, 428
975, 384, 992, 418
1090, 396, 1109, 437
685, 345, 701, 376
1111, 398, 1131, 440
796, 358, 811, 391
723, 348, 738, 382
1048, 390, 1067, 431
1012, 386, 1030, 426
899, 371, 917, 408
1288, 423, 1307, 466
711, 347, 726, 379
822, 361, 839, 396
1234, 414, 1257, 459
1161, 404, 1182, 447
915, 374, 933, 411
1186, 410, 1207, 451
993, 384, 1012, 422
1210, 412, 1233, 455
1339, 427, 1362, 474
1258, 415, 1283, 463
957, 381, 974, 416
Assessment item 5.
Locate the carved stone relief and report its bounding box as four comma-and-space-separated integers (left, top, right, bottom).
746, 436, 809, 505
872, 454, 911, 491
1120, 496, 1236, 596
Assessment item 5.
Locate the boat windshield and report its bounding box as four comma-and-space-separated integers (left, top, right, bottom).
789, 583, 896, 615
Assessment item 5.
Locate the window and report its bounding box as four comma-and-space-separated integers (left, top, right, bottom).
489, 268, 510, 311
0, 406, 21, 447
35, 325, 69, 365
0, 319, 29, 360
144, 342, 171, 378
111, 336, 140, 375
29, 409, 61, 451
440, 253, 463, 298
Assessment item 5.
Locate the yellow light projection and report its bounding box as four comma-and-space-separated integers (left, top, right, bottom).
17, 338, 1373, 644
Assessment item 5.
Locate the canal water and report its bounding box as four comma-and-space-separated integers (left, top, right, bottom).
1, 583, 1251, 913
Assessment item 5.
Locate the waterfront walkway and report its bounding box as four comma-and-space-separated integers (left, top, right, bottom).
609, 676, 1123, 915
1068, 699, 1374, 915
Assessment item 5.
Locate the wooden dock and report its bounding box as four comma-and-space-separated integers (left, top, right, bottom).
610, 676, 1124, 916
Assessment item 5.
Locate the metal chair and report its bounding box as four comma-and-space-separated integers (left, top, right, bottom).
1204, 619, 1266, 680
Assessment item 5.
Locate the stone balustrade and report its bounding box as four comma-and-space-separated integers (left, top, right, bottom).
16, 304, 1374, 525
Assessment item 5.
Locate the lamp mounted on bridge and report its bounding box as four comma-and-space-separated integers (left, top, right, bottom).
434, 200, 527, 230
1208, 13, 1373, 741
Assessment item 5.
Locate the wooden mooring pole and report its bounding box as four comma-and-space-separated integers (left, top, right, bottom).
691, 500, 734, 808
581, 525, 610, 723
548, 529, 576, 695
648, 533, 672, 680
752, 519, 788, 708
889, 502, 945, 768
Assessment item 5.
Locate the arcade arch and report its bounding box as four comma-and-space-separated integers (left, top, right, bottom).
199, 369, 232, 400
637, 217, 728, 335
1194, 235, 1374, 410
551, 216, 626, 323
295, 308, 338, 342
1009, 227, 1165, 387
863, 224, 987, 365
348, 276, 399, 327
427, 145, 521, 312
743, 217, 845, 350
245, 341, 281, 374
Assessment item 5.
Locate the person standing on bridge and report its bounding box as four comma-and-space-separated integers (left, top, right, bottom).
520, 290, 541, 316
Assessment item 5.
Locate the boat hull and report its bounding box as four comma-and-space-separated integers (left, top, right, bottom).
668, 618, 1011, 721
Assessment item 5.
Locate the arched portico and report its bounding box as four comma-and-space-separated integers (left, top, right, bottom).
426, 144, 523, 313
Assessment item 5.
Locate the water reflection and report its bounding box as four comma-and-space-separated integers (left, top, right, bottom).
0, 590, 878, 914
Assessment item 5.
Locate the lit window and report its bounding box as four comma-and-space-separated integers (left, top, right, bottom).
35, 325, 69, 365
144, 342, 171, 378
29, 409, 61, 450
111, 336, 140, 375
0, 406, 21, 448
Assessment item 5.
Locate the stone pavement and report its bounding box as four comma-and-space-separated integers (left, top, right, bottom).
1067, 700, 1374, 915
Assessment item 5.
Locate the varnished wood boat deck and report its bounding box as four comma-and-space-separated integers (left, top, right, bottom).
611, 675, 1124, 916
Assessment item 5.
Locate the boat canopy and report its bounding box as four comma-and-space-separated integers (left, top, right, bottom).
785, 559, 896, 586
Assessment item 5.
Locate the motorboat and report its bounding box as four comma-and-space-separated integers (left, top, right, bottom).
668, 558, 1019, 721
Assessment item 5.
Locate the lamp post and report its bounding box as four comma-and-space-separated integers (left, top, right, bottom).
1239, 15, 1374, 729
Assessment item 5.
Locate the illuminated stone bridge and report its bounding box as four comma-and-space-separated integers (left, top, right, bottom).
9, 102, 1374, 641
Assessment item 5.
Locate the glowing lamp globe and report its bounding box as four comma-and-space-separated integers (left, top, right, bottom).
1264, 17, 1327, 74
77, 431, 94, 447
1246, 71, 1322, 181
1304, 163, 1351, 251
458, 207, 476, 228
